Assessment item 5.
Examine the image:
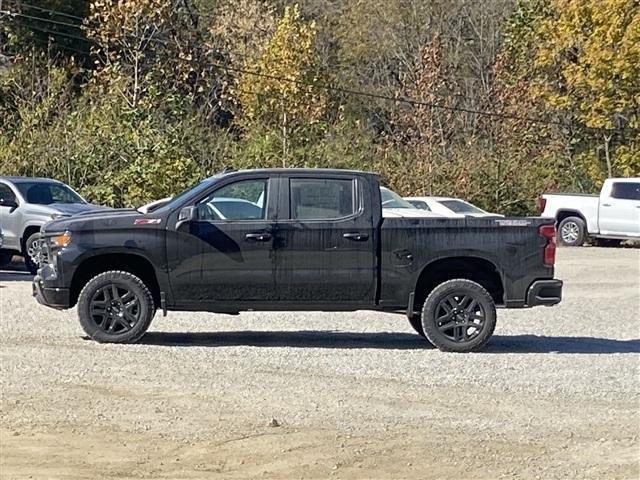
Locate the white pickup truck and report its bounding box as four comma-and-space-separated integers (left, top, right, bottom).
540, 178, 640, 246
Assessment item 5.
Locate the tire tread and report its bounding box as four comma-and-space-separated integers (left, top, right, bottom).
77, 270, 155, 343
421, 279, 496, 353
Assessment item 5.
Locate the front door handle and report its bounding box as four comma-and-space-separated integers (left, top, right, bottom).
601, 203, 611, 207
343, 232, 369, 241
245, 232, 272, 242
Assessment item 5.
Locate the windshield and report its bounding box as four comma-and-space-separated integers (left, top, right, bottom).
16, 182, 85, 205
439, 200, 487, 214
156, 177, 217, 212
380, 187, 415, 209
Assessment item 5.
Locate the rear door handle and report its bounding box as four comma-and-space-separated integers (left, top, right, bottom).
343, 232, 369, 241
601, 203, 611, 207
245, 232, 272, 242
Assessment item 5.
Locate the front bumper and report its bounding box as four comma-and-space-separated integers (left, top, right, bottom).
526, 279, 563, 307
33, 268, 70, 309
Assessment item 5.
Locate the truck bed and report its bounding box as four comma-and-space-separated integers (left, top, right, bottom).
378, 216, 554, 309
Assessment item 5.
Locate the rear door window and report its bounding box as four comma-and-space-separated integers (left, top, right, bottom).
610, 182, 640, 200
289, 178, 355, 220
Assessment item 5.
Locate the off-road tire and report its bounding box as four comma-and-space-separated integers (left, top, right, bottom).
77, 271, 155, 343
421, 279, 496, 353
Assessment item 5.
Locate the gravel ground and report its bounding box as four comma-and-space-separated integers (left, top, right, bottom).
1, 247, 639, 479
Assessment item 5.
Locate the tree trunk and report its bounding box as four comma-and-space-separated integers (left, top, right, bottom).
282, 110, 287, 167
603, 133, 613, 178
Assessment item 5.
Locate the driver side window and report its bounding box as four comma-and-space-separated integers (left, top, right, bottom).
195, 179, 267, 221
0, 183, 17, 206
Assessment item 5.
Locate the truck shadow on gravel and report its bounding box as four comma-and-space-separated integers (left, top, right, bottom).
140, 331, 428, 350
138, 331, 640, 353
484, 335, 640, 354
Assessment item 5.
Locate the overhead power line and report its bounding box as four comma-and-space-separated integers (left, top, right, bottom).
3, 6, 638, 133
5, 19, 90, 44
4, 1, 87, 22
3, 10, 562, 127
2, 9, 87, 29
7, 2, 501, 85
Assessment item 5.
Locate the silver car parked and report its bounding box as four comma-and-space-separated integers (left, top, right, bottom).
0, 177, 103, 273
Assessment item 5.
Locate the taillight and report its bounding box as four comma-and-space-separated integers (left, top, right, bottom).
539, 224, 556, 266
537, 196, 547, 212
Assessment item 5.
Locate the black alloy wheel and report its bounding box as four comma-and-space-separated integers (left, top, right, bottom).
90, 284, 142, 334
421, 279, 497, 352
77, 271, 155, 343
433, 293, 486, 343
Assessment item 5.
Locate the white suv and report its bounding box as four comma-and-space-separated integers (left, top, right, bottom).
0, 177, 103, 273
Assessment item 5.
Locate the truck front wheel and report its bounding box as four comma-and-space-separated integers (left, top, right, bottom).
77, 271, 155, 343
558, 216, 586, 246
421, 279, 497, 352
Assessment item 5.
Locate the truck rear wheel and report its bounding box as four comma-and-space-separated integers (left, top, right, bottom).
421, 279, 496, 352
77, 271, 155, 343
558, 216, 586, 246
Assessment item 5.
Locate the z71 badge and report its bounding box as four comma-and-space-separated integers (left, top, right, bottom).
134, 218, 162, 225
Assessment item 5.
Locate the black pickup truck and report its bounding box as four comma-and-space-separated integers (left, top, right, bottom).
33, 169, 562, 352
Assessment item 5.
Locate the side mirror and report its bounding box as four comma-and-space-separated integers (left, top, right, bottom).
176, 206, 196, 229
0, 197, 18, 209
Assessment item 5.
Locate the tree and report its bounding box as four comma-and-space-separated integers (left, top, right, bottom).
383, 36, 461, 195
236, 4, 328, 166
204, 0, 277, 121
87, 0, 173, 108
532, 0, 640, 178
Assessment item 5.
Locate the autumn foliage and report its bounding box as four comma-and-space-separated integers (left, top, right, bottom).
1, 0, 638, 211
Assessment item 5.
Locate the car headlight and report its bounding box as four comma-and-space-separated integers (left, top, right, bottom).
49, 231, 72, 248
50, 213, 70, 220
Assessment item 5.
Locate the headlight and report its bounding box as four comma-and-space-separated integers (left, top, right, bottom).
50, 213, 70, 220
50, 231, 72, 248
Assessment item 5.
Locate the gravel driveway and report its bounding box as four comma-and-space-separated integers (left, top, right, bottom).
1, 247, 638, 479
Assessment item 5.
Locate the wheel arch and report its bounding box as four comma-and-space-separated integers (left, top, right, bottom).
70, 252, 161, 308
413, 256, 504, 313
555, 209, 586, 226
21, 224, 43, 250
